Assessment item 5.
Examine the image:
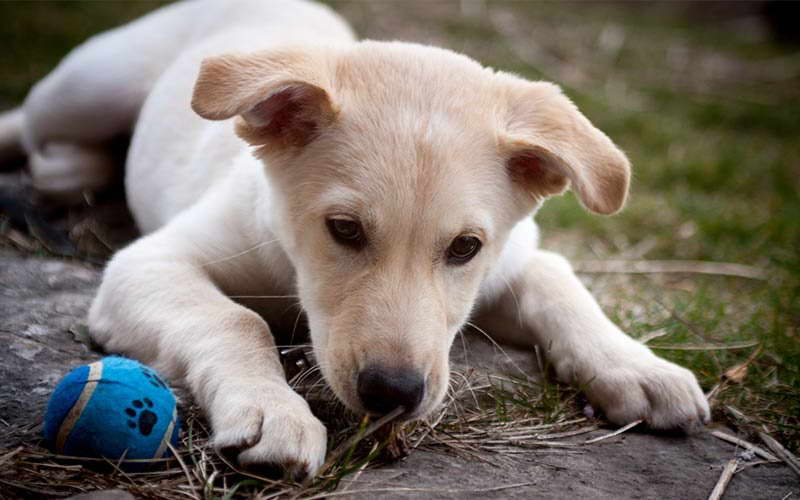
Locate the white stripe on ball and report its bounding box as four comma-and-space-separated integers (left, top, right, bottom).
154, 406, 178, 459
56, 360, 104, 453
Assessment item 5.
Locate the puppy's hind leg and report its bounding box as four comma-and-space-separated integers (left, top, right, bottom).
28, 142, 118, 200
0, 107, 117, 201
19, 1, 199, 198
21, 38, 143, 198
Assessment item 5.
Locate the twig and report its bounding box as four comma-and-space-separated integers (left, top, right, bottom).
213, 448, 283, 487
303, 482, 537, 499
0, 446, 23, 466
584, 420, 642, 444
758, 431, 800, 478
502, 440, 580, 448
648, 341, 759, 351
167, 442, 199, 500
653, 297, 715, 342
705, 382, 723, 404
334, 442, 378, 493
638, 328, 669, 344
724, 405, 752, 423
412, 414, 444, 449
0, 477, 74, 497
103, 451, 136, 488
708, 458, 739, 500
710, 430, 779, 462
304, 406, 405, 487
573, 259, 767, 281
537, 425, 599, 440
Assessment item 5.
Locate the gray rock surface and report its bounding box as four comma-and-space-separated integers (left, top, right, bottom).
65, 490, 135, 500
341, 434, 797, 499
0, 250, 101, 448
0, 248, 797, 499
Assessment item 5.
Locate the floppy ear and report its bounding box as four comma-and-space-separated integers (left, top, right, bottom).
191, 49, 338, 149
497, 76, 631, 215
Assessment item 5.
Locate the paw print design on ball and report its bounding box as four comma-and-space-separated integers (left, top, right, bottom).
125, 398, 158, 436
141, 368, 169, 390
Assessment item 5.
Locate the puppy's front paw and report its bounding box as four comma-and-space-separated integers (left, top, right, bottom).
583, 354, 710, 431
211, 391, 327, 479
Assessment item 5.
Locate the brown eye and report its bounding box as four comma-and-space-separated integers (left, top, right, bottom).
447, 235, 482, 265
326, 217, 365, 248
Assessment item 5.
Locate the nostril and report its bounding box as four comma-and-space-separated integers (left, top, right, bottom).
357, 367, 425, 416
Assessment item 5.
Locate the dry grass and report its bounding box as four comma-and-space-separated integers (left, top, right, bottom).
0, 359, 596, 499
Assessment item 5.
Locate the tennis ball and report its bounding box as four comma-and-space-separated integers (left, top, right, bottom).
43, 356, 180, 467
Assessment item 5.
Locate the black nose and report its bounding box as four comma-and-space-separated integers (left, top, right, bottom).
357, 366, 425, 416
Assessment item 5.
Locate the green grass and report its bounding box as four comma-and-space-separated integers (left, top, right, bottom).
0, 1, 170, 107
516, 5, 800, 451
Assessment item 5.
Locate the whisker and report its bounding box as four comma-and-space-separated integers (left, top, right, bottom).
289, 306, 305, 345
290, 364, 322, 386
499, 274, 523, 328
306, 379, 337, 402
457, 328, 470, 371
464, 321, 528, 377
227, 295, 299, 299
274, 343, 312, 350
196, 238, 280, 268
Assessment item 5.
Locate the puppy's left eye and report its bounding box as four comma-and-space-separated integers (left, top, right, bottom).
326, 217, 366, 249
447, 235, 482, 265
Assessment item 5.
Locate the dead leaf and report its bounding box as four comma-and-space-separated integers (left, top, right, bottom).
724, 362, 749, 383
722, 345, 762, 384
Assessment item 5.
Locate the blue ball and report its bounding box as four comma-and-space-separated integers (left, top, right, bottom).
44, 356, 180, 466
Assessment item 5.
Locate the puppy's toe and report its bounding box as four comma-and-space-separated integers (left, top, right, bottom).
212, 406, 264, 460
237, 410, 328, 480
210, 396, 327, 480
599, 380, 650, 425
641, 363, 710, 431
587, 358, 710, 431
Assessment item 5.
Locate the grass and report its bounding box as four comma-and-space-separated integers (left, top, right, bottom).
510, 4, 800, 453
1, 0, 799, 497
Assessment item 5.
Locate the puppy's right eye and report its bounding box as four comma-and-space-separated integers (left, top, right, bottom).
326, 217, 366, 249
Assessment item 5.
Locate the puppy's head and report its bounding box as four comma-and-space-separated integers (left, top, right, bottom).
192, 42, 629, 419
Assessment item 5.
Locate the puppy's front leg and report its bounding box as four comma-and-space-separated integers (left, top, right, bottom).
88, 233, 326, 477
479, 250, 709, 429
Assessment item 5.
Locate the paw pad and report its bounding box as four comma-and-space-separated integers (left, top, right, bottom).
125, 398, 157, 436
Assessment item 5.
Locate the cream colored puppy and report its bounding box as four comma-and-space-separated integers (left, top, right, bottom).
1, 0, 709, 478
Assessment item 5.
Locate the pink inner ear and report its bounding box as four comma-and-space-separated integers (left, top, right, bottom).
247, 87, 300, 126
243, 85, 324, 147
266, 90, 311, 137
506, 150, 569, 197
507, 153, 545, 182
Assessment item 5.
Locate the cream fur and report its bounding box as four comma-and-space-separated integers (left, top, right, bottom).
10, 0, 709, 478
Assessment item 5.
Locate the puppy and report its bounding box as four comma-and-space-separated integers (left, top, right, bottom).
0, 0, 709, 478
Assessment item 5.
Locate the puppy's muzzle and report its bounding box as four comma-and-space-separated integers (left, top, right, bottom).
357, 366, 425, 417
